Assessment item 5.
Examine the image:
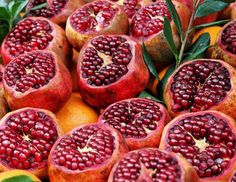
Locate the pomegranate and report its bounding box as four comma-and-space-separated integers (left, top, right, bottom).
230, 171, 236, 182
108, 148, 199, 182
160, 111, 236, 181
26, 0, 85, 25
77, 35, 149, 108
98, 98, 171, 150
211, 20, 236, 67
0, 65, 7, 119
65, 0, 129, 51
232, 3, 236, 19
164, 59, 236, 119
176, 0, 193, 11
48, 123, 128, 182
0, 17, 71, 66
0, 107, 62, 179
0, 65, 3, 92
217, 2, 236, 20
130, 0, 191, 70
3, 50, 72, 112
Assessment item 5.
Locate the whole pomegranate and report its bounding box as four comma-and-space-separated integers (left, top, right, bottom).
77, 35, 149, 108
0, 17, 71, 66
108, 148, 199, 182
211, 20, 236, 67
48, 123, 129, 182
98, 98, 171, 150
65, 0, 129, 51
164, 59, 236, 119
3, 50, 72, 112
26, 0, 85, 25
130, 0, 191, 70
0, 107, 62, 179
160, 111, 236, 181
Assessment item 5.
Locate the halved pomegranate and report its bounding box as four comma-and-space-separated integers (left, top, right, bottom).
26, 0, 85, 25
130, 0, 191, 70
160, 111, 236, 181
0, 17, 71, 66
98, 98, 171, 150
77, 35, 149, 108
164, 59, 236, 119
48, 123, 129, 182
65, 0, 129, 51
108, 148, 199, 182
211, 20, 236, 67
0, 107, 62, 179
3, 50, 72, 112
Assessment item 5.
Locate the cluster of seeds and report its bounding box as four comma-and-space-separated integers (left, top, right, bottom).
221, 21, 236, 54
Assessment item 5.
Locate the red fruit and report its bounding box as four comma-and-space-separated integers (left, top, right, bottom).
0, 17, 71, 66
160, 111, 236, 181
176, 0, 193, 11
230, 171, 236, 182
3, 50, 72, 112
98, 98, 171, 150
0, 107, 62, 179
0, 65, 3, 90
130, 0, 191, 70
48, 123, 128, 182
0, 65, 7, 119
232, 3, 236, 19
77, 35, 149, 108
26, 0, 85, 25
164, 59, 236, 119
108, 148, 199, 182
65, 0, 129, 51
211, 20, 236, 67
217, 2, 236, 20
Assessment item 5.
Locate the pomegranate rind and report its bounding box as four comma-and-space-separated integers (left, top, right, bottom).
48, 123, 129, 182
0, 17, 72, 67
65, 0, 129, 51
0, 107, 63, 179
159, 110, 236, 182
0, 65, 7, 119
164, 59, 236, 119
77, 35, 149, 108
3, 50, 72, 112
98, 98, 171, 150
108, 148, 199, 182
232, 3, 236, 19
211, 20, 236, 67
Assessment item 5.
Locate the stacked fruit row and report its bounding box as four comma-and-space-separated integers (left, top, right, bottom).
0, 0, 236, 181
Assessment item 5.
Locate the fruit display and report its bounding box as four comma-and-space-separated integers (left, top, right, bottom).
0, 0, 236, 181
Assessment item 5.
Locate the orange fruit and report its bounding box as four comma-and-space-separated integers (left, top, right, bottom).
56, 93, 98, 133
0, 170, 41, 182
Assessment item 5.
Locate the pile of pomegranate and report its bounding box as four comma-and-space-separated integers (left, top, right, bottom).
0, 0, 236, 181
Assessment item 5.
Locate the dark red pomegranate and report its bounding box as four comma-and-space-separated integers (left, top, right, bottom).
130, 0, 191, 70
77, 35, 149, 108
164, 59, 236, 119
98, 98, 171, 150
0, 107, 62, 179
65, 0, 129, 51
160, 111, 236, 181
230, 171, 236, 182
3, 50, 72, 112
108, 148, 199, 182
211, 20, 236, 67
26, 0, 85, 25
48, 123, 129, 182
0, 17, 71, 66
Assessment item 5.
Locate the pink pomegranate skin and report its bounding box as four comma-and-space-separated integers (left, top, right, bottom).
0, 17, 71, 66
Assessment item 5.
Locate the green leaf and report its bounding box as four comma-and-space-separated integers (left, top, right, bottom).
193, 19, 230, 30
0, 0, 8, 7
195, 0, 229, 18
2, 175, 37, 182
0, 7, 10, 19
139, 91, 164, 104
165, 0, 182, 40
183, 32, 210, 61
11, 0, 29, 20
163, 17, 178, 58
142, 42, 160, 81
7, 0, 14, 12
0, 23, 9, 44
28, 2, 47, 11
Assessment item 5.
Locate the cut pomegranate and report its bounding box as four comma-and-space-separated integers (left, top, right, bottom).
26, 0, 84, 25
98, 98, 171, 150
77, 35, 149, 108
164, 59, 236, 119
0, 107, 62, 179
3, 50, 72, 112
160, 111, 236, 181
65, 0, 129, 51
48, 123, 128, 182
211, 20, 236, 67
0, 17, 71, 66
108, 148, 199, 182
130, 0, 191, 70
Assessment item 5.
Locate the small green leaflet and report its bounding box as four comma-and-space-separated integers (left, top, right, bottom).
138, 91, 164, 104
193, 19, 230, 30
2, 175, 39, 182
